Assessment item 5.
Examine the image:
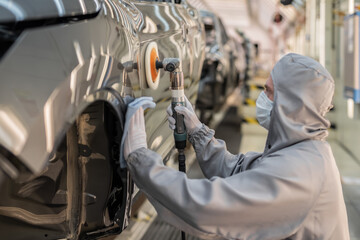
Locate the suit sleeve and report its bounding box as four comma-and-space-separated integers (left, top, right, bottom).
188, 124, 245, 178
127, 148, 322, 240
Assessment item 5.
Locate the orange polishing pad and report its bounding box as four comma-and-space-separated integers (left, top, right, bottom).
150, 48, 159, 83
145, 42, 160, 89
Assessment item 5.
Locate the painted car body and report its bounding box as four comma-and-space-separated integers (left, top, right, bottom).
0, 0, 205, 239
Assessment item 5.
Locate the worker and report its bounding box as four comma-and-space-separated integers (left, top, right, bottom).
123, 53, 349, 239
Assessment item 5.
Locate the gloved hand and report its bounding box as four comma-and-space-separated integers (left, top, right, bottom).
167, 96, 202, 134
124, 107, 147, 160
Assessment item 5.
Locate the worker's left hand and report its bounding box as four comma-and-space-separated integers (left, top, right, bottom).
167, 96, 202, 134
124, 107, 147, 160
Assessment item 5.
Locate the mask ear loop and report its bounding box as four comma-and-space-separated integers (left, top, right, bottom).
268, 72, 277, 129
270, 70, 276, 102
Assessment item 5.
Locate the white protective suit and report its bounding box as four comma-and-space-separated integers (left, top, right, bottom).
127, 53, 349, 240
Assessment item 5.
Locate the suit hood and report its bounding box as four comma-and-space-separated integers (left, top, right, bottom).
265, 53, 334, 154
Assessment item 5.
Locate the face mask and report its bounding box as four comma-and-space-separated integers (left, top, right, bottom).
256, 91, 274, 130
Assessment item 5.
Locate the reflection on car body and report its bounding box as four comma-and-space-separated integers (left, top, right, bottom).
0, 0, 205, 239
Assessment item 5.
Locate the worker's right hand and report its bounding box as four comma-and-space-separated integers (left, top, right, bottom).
166, 96, 202, 134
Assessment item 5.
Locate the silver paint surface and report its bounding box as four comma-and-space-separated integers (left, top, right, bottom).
0, 0, 205, 175
0, 0, 204, 236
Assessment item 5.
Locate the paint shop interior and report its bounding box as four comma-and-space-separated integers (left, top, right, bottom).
0, 0, 359, 239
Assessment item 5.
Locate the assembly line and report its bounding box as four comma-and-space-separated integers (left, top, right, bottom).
0, 0, 359, 240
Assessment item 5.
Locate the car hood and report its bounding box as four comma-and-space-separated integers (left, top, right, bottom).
0, 0, 101, 23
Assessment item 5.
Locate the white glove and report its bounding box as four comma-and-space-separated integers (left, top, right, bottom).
124, 107, 147, 160
167, 96, 202, 134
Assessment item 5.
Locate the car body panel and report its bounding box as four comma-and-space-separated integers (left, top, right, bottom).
0, 0, 205, 238
0, 8, 134, 174
0, 5, 136, 238
0, 0, 205, 174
